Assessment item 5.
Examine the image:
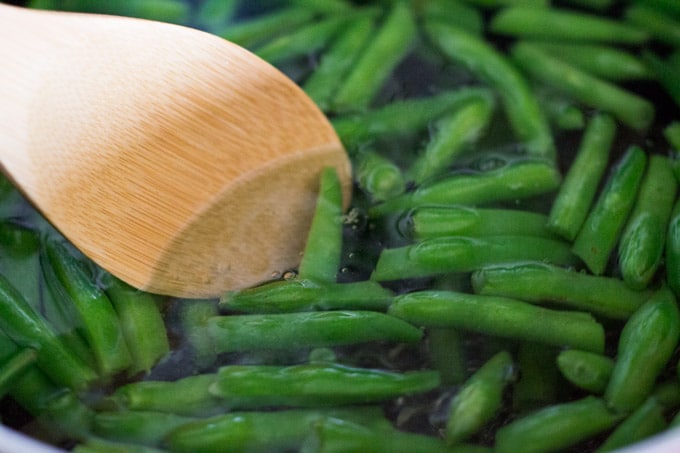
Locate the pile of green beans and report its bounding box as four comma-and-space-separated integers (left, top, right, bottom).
2, 0, 680, 451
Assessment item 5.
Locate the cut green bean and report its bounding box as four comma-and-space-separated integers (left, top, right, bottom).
104, 276, 170, 375
407, 97, 495, 185
445, 351, 514, 444
303, 16, 375, 111
572, 146, 647, 275
547, 113, 616, 240
210, 363, 440, 408
290, 0, 356, 13
205, 310, 423, 354
427, 328, 467, 386
165, 408, 385, 453
355, 149, 406, 201
388, 291, 605, 353
0, 273, 96, 390
333, 2, 417, 112
93, 410, 194, 447
0, 348, 36, 398
459, 0, 549, 7
598, 397, 667, 452
107, 374, 222, 417
494, 396, 622, 453
556, 349, 613, 394
491, 6, 649, 44
511, 42, 655, 131
625, 4, 680, 47
605, 287, 680, 413
255, 16, 350, 64
618, 155, 678, 289
403, 206, 556, 240
425, 21, 554, 158
331, 88, 494, 150
513, 342, 560, 413
372, 235, 578, 282
418, 0, 484, 36
73, 438, 167, 453
529, 43, 652, 81
371, 158, 561, 216
45, 239, 132, 377
471, 262, 652, 320
643, 50, 680, 116
298, 168, 344, 282
666, 122, 680, 151
195, 0, 238, 31
217, 7, 316, 48
220, 279, 393, 313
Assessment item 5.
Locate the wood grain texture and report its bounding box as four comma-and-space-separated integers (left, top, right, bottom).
0, 5, 351, 297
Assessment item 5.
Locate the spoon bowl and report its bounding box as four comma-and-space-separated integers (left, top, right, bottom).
0, 4, 351, 298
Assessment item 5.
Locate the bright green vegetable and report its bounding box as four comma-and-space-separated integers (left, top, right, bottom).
445, 351, 514, 444
425, 21, 554, 158
556, 349, 614, 394
0, 347, 36, 398
210, 363, 440, 408
605, 287, 680, 413
372, 235, 577, 281
666, 198, 680, 298
511, 42, 655, 131
427, 328, 467, 386
217, 7, 315, 48
494, 396, 622, 453
471, 262, 652, 319
625, 4, 680, 47
598, 397, 667, 452
220, 279, 393, 313
389, 291, 605, 353
355, 149, 406, 201
93, 410, 194, 447
572, 146, 647, 275
618, 154, 678, 289
547, 113, 616, 240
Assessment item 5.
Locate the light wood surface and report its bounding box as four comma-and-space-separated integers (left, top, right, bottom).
0, 4, 351, 298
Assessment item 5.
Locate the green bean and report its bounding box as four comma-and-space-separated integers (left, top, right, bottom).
217, 7, 316, 48
331, 87, 494, 150
561, 0, 614, 10
298, 168, 344, 282
0, 347, 36, 398
471, 262, 652, 320
255, 16, 350, 65
666, 198, 680, 298
92, 410, 194, 447
165, 408, 385, 453
388, 291, 605, 353
572, 146, 647, 275
418, 0, 484, 36
494, 396, 622, 453
618, 155, 678, 290
371, 235, 578, 282
625, 4, 680, 47
425, 21, 554, 159
407, 97, 495, 185
210, 363, 440, 408
307, 416, 490, 453
458, 0, 549, 8
403, 206, 556, 240
543, 97, 585, 131
0, 273, 96, 390
605, 287, 680, 413
512, 343, 560, 413
332, 1, 417, 112
630, 0, 680, 17
643, 50, 680, 111
303, 16, 375, 111
104, 276, 170, 375
511, 42, 655, 131
371, 158, 562, 216
107, 374, 223, 417
290, 0, 356, 13
45, 239, 132, 377
556, 349, 613, 394
220, 279, 393, 313
666, 122, 680, 151
445, 351, 514, 444
355, 149, 406, 202
427, 328, 467, 386
547, 113, 616, 241
598, 397, 667, 452
491, 6, 649, 44
205, 311, 423, 354
529, 43, 652, 82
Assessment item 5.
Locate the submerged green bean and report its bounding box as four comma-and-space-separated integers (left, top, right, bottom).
389, 291, 605, 353
556, 349, 613, 394
355, 149, 406, 201
598, 397, 667, 452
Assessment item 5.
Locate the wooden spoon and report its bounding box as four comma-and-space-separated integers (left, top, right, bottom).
0, 4, 351, 298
